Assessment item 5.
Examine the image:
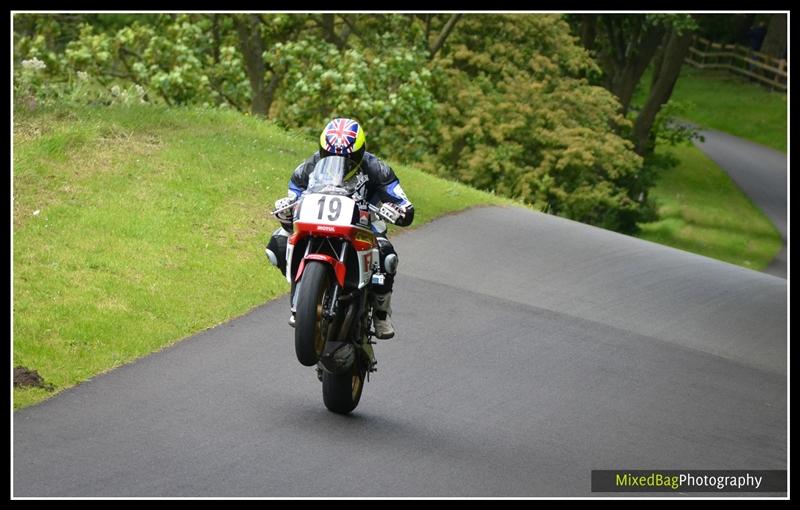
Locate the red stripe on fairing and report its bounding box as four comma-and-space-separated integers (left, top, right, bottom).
294, 222, 354, 238
295, 253, 347, 287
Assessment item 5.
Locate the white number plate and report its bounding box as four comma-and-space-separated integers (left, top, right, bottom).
298, 193, 355, 227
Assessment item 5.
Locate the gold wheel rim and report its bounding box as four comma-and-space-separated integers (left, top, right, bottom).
351, 371, 362, 400
314, 287, 328, 356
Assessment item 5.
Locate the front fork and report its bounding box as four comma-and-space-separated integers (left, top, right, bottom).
300, 240, 377, 380
291, 240, 347, 315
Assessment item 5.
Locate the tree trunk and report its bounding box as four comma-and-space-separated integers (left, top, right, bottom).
429, 14, 462, 59
609, 23, 667, 114
321, 14, 337, 46
579, 15, 598, 51
650, 42, 666, 91
632, 28, 693, 155
424, 14, 432, 44
234, 14, 268, 117
263, 71, 281, 118
761, 14, 787, 59
320, 14, 351, 49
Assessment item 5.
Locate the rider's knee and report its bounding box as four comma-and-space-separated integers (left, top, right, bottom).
377, 237, 398, 276
383, 253, 398, 275
266, 227, 290, 276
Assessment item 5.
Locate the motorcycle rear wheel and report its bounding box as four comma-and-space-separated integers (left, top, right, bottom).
295, 261, 333, 367
322, 361, 366, 414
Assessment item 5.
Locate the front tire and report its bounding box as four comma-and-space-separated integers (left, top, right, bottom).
322, 362, 366, 414
295, 261, 333, 367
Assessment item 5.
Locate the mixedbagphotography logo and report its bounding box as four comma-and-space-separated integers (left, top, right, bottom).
591, 470, 787, 493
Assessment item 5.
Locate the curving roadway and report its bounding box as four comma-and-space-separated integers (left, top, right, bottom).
13, 206, 787, 497
692, 129, 788, 279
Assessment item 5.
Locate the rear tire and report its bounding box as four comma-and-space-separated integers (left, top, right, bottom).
295, 261, 333, 367
322, 362, 366, 414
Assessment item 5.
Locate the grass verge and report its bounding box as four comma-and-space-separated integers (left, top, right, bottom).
13, 104, 511, 409
638, 143, 782, 270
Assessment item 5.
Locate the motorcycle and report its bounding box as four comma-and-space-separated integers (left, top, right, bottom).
271, 156, 404, 414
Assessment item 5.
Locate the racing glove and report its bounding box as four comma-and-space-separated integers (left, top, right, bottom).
274, 196, 296, 222
378, 203, 405, 224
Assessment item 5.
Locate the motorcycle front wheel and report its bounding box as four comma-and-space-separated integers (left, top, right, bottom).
295, 261, 333, 367
323, 361, 366, 414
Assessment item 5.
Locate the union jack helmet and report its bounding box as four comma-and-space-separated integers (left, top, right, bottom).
319, 118, 366, 174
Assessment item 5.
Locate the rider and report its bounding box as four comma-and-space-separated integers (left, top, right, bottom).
265, 118, 414, 339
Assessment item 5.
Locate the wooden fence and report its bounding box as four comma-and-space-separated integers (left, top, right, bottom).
685, 37, 787, 91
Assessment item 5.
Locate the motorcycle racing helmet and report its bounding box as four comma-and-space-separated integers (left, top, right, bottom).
319, 118, 366, 181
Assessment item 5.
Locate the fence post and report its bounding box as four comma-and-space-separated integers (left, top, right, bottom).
698, 37, 705, 67
699, 38, 707, 67
744, 46, 753, 80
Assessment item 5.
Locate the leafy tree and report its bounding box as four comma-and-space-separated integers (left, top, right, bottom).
424, 14, 647, 233
268, 15, 438, 161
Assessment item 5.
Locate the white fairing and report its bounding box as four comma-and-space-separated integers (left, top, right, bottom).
285, 242, 295, 284
357, 248, 376, 289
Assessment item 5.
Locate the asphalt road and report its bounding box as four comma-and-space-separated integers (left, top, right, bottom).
13, 206, 787, 497
692, 129, 788, 279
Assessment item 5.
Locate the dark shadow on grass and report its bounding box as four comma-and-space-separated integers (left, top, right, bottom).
649, 208, 782, 242
640, 220, 780, 269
